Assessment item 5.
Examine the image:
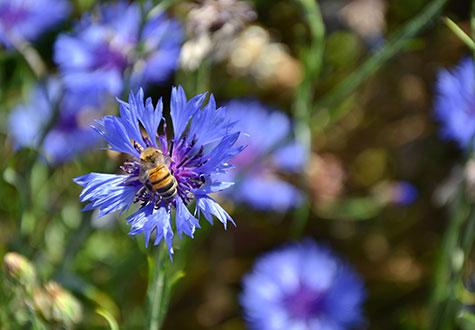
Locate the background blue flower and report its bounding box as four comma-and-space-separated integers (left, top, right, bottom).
241, 240, 365, 330
435, 57, 475, 150
8, 79, 100, 164
74, 87, 242, 257
54, 1, 182, 101
222, 100, 307, 212
0, 0, 70, 47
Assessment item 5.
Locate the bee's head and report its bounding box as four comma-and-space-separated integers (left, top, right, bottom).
140, 147, 164, 165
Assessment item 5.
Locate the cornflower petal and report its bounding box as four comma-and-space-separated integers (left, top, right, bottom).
137, 96, 163, 147
176, 198, 200, 238
8, 79, 101, 164
54, 1, 182, 100
188, 96, 236, 149
196, 196, 234, 228
94, 116, 140, 157
198, 132, 243, 174
170, 86, 206, 140
74, 173, 137, 217
234, 175, 302, 212
0, 0, 70, 47
434, 58, 475, 150
220, 100, 307, 211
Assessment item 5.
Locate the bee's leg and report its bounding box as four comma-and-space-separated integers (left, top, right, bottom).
134, 187, 147, 203
154, 196, 162, 209
124, 175, 140, 184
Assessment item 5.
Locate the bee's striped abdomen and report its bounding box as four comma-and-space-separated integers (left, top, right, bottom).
148, 164, 177, 200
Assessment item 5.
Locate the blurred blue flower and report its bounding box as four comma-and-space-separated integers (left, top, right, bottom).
435, 57, 475, 150
8, 79, 100, 164
0, 0, 70, 47
54, 1, 182, 100
74, 87, 242, 257
390, 181, 417, 206
241, 240, 365, 330
222, 100, 307, 212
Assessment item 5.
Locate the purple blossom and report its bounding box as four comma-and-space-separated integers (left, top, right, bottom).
222, 100, 307, 212
435, 57, 475, 150
241, 240, 365, 330
8, 79, 100, 164
54, 1, 182, 100
0, 0, 70, 47
390, 181, 417, 206
74, 87, 242, 257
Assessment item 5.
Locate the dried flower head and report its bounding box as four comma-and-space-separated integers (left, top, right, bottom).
180, 0, 255, 70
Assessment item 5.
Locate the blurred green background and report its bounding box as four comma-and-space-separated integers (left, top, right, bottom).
1, 0, 474, 329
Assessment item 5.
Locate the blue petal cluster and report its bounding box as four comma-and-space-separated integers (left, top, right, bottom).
222, 100, 306, 211
54, 1, 182, 101
435, 58, 475, 150
74, 87, 242, 257
0, 0, 70, 47
390, 181, 417, 206
8, 79, 100, 164
241, 240, 365, 330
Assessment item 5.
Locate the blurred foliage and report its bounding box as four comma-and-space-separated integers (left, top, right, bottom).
1, 0, 475, 329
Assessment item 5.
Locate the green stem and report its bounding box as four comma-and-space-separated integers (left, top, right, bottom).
146, 244, 170, 330
9, 34, 47, 79
317, 0, 449, 112
431, 184, 475, 329
443, 17, 475, 50
291, 0, 324, 237
472, 0, 475, 60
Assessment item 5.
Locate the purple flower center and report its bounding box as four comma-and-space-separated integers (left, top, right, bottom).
282, 284, 325, 320
0, 4, 29, 30
93, 43, 129, 71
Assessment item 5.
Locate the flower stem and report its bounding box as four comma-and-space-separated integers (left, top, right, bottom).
146, 244, 170, 330
430, 182, 475, 329
443, 17, 475, 50
472, 0, 475, 61
9, 34, 47, 80
291, 0, 324, 238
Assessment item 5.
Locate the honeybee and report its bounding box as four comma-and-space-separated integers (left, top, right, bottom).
138, 147, 178, 200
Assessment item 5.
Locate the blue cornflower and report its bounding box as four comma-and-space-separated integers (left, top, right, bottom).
390, 181, 417, 206
0, 0, 70, 47
54, 1, 182, 101
435, 57, 475, 150
222, 100, 306, 212
8, 79, 100, 164
74, 87, 242, 257
241, 240, 365, 330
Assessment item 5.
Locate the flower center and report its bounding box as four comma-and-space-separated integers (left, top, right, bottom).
93, 42, 129, 71
0, 4, 29, 30
282, 284, 325, 321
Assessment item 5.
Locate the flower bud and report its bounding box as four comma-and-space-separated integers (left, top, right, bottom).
3, 252, 37, 289
33, 281, 82, 327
